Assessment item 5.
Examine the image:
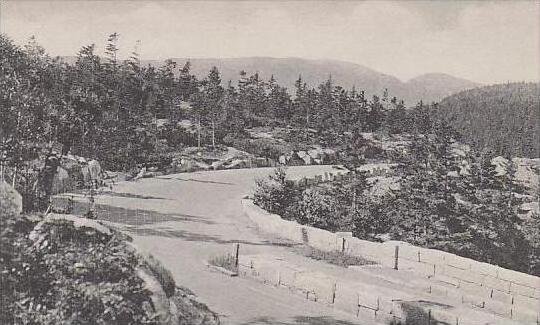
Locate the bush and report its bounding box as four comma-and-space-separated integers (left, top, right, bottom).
301, 247, 375, 268
287, 188, 350, 232
253, 168, 299, 217
522, 212, 540, 276
208, 253, 238, 273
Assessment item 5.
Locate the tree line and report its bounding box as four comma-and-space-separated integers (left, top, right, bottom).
1, 33, 435, 174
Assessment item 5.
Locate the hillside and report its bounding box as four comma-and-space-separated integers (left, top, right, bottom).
436, 82, 540, 158
404, 73, 480, 105
143, 57, 479, 105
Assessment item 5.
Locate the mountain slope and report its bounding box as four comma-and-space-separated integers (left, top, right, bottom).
436, 82, 540, 158
404, 73, 480, 105
143, 57, 479, 105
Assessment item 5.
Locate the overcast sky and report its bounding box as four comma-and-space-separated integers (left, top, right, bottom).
1, 1, 539, 84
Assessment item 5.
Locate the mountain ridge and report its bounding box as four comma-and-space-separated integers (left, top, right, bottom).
61, 56, 480, 105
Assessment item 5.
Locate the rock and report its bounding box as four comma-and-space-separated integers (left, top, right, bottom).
136, 268, 172, 325
88, 159, 102, 181
135, 167, 147, 180
51, 167, 70, 194
278, 155, 288, 165
81, 166, 91, 183
226, 159, 249, 169
0, 181, 23, 214
491, 156, 509, 176
296, 151, 312, 165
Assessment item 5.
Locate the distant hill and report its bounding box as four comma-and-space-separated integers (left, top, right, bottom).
59, 57, 480, 106
61, 56, 479, 105
404, 73, 480, 105
143, 57, 479, 105
436, 82, 540, 158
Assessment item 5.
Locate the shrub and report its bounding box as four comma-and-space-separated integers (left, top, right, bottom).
522, 212, 540, 276
208, 253, 238, 273
253, 168, 299, 217
285, 188, 352, 232
301, 247, 375, 268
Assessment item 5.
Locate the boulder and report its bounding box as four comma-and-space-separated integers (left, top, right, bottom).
288, 152, 305, 166
0, 181, 23, 214
491, 156, 509, 176
308, 149, 322, 160
226, 159, 250, 169
278, 155, 288, 165
51, 167, 70, 194
297, 151, 312, 165
88, 159, 102, 181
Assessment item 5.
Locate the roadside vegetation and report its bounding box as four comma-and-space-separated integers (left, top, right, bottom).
208, 253, 239, 274
254, 127, 540, 276
300, 247, 375, 268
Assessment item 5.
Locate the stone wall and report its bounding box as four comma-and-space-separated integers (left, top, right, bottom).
242, 199, 540, 324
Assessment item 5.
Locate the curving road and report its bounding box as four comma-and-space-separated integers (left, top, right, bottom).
75, 166, 369, 325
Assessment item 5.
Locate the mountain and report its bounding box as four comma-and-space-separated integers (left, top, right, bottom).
403, 73, 480, 105
60, 56, 479, 105
436, 82, 540, 158
141, 57, 479, 105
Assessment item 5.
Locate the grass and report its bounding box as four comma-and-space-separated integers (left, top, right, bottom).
208, 253, 238, 273
301, 246, 376, 268
141, 253, 177, 298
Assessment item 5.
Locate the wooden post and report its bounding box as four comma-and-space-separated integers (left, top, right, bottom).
428, 309, 432, 325
235, 243, 240, 268
342, 237, 346, 253
394, 246, 399, 270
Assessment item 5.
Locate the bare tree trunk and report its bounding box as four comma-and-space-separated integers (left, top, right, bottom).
197, 117, 201, 148
211, 119, 215, 149
12, 166, 17, 188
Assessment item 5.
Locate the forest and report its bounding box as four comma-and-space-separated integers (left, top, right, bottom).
436, 82, 540, 158
0, 33, 458, 174
2, 33, 538, 178
1, 33, 539, 277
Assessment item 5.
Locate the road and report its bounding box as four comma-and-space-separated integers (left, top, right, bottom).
78, 166, 368, 325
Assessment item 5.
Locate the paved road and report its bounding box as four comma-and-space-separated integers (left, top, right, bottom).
82, 166, 369, 325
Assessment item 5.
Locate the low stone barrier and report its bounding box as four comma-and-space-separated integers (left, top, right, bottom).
242, 199, 540, 323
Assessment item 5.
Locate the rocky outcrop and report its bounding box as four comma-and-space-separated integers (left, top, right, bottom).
279, 148, 337, 166
28, 213, 219, 325
51, 155, 103, 193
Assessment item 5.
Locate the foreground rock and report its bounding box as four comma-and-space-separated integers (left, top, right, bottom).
1, 211, 220, 325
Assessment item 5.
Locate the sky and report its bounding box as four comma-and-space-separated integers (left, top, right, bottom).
1, 1, 539, 84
